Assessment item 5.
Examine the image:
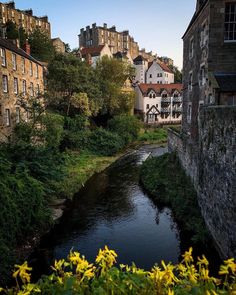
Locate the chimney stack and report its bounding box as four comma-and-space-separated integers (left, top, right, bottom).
23, 40, 31, 55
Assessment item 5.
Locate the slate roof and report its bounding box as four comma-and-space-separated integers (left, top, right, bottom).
0, 38, 42, 65
182, 0, 209, 39
133, 55, 147, 63
147, 60, 173, 74
138, 83, 183, 95
214, 73, 236, 92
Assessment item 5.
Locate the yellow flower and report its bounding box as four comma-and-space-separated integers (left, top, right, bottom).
197, 255, 209, 267
167, 288, 174, 295
182, 247, 194, 264
51, 259, 66, 272
13, 261, 32, 284
224, 258, 236, 273
95, 245, 117, 273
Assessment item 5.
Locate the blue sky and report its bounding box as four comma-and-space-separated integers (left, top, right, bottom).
14, 0, 196, 69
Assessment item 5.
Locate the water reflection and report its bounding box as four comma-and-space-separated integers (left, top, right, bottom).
30, 145, 181, 277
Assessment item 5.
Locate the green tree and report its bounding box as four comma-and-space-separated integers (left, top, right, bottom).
47, 53, 102, 116
5, 20, 18, 40
169, 65, 182, 83
28, 29, 55, 61
95, 56, 135, 117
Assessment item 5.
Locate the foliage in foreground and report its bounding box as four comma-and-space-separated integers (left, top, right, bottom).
140, 153, 209, 243
138, 128, 168, 144
2, 246, 236, 294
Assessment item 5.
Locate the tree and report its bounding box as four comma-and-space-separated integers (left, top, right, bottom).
28, 29, 55, 62
47, 53, 102, 116
5, 20, 18, 40
95, 56, 135, 117
169, 65, 182, 83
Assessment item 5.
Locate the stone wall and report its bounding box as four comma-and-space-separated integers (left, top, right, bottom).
168, 106, 236, 258
198, 106, 236, 258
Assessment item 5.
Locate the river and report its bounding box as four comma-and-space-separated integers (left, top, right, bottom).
30, 145, 220, 278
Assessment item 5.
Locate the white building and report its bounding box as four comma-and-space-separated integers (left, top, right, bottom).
133, 55, 148, 83
146, 60, 174, 84
80, 44, 113, 66
135, 83, 182, 124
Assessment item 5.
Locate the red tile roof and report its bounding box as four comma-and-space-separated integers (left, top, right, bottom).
138, 83, 183, 95
80, 45, 105, 56
147, 60, 173, 74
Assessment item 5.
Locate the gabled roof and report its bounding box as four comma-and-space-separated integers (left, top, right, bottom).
147, 60, 173, 74
133, 55, 147, 63
182, 0, 209, 39
80, 45, 105, 57
0, 38, 42, 65
214, 73, 236, 92
138, 83, 183, 95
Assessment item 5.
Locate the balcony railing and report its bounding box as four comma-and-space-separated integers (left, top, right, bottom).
161, 108, 171, 113
172, 107, 182, 113
161, 97, 171, 103
172, 97, 182, 103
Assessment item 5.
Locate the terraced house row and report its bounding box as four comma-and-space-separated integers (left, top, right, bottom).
0, 38, 44, 140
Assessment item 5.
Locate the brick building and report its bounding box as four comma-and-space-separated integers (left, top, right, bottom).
0, 38, 44, 140
0, 1, 51, 37
79, 23, 139, 59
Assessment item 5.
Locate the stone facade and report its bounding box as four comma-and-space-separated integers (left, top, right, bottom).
168, 0, 236, 258
168, 106, 236, 258
0, 1, 51, 37
0, 38, 44, 140
79, 23, 139, 59
52, 37, 65, 54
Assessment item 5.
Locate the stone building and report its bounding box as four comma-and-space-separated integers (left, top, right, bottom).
0, 1, 51, 37
168, 0, 236, 258
80, 44, 113, 66
52, 37, 65, 54
0, 38, 44, 140
79, 23, 139, 59
135, 83, 182, 125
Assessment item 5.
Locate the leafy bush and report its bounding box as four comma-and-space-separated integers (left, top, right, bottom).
140, 153, 209, 243
42, 113, 64, 149
87, 128, 124, 156
108, 115, 142, 144
3, 246, 236, 294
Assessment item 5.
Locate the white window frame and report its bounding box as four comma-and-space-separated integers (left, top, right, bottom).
5, 109, 10, 126
22, 80, 26, 96
21, 57, 25, 74
13, 77, 18, 94
189, 37, 194, 59
0, 48, 6, 66
224, 3, 236, 42
30, 82, 34, 96
2, 75, 8, 93
187, 103, 192, 124
188, 72, 193, 91
199, 64, 206, 86
30, 62, 33, 76
16, 107, 20, 123
12, 53, 17, 70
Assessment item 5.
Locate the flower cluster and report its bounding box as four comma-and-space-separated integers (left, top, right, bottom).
1, 247, 235, 294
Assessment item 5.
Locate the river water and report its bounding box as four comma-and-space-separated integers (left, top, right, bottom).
30, 145, 220, 277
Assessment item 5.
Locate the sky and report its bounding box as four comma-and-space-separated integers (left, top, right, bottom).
14, 0, 196, 69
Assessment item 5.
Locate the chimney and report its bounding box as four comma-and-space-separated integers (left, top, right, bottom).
23, 40, 31, 55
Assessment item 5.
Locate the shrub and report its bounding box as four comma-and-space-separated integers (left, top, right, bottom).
42, 113, 64, 149
138, 128, 167, 143
108, 115, 142, 144
87, 128, 124, 156
3, 246, 236, 294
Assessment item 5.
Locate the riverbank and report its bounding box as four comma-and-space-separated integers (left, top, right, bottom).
140, 152, 210, 244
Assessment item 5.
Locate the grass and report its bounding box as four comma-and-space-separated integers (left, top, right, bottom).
55, 151, 119, 199
138, 128, 168, 144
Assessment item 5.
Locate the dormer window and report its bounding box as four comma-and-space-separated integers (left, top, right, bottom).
162, 93, 168, 98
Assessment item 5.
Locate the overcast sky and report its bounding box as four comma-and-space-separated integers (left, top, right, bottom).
15, 0, 196, 69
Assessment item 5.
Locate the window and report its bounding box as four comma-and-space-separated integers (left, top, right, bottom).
149, 74, 152, 78
156, 104, 158, 108
36, 84, 40, 96
225, 3, 236, 41
5, 109, 10, 126
30, 82, 34, 96
2, 75, 8, 92
189, 37, 194, 58
160, 73, 163, 77
22, 80, 26, 96
30, 62, 33, 76
188, 72, 193, 91
187, 103, 192, 123
13, 77, 18, 94
199, 65, 206, 86
21, 57, 25, 74
149, 94, 152, 98
16, 107, 20, 123
200, 22, 208, 47
12, 53, 17, 70
0, 48, 6, 66
146, 104, 149, 109
36, 64, 39, 78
